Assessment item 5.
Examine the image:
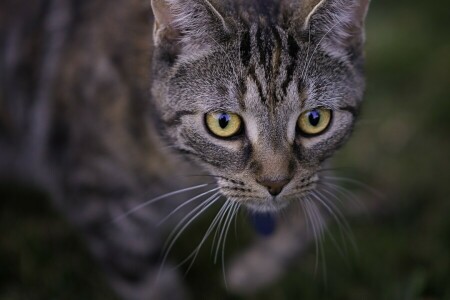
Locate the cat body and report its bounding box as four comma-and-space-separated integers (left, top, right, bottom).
0, 0, 370, 299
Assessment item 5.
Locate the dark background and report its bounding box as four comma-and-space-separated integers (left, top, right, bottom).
1, 0, 450, 299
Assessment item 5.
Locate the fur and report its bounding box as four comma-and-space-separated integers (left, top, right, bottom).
0, 0, 370, 298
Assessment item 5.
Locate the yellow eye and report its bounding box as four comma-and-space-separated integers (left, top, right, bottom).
298, 108, 332, 136
205, 112, 242, 138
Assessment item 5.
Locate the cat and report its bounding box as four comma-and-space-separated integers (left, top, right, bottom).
0, 0, 370, 299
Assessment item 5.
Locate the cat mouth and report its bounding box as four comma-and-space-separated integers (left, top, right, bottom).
235, 185, 319, 212
217, 176, 318, 212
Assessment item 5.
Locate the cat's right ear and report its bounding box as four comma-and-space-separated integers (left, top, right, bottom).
292, 0, 370, 57
151, 0, 178, 45
151, 0, 231, 56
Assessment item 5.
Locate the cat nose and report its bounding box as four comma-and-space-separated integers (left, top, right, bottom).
257, 178, 291, 196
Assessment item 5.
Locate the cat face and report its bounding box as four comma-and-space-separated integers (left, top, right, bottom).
150, 0, 369, 211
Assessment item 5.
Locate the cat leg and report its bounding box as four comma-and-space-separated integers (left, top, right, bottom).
58, 160, 188, 300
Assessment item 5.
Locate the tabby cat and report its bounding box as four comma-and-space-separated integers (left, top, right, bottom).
0, 0, 370, 299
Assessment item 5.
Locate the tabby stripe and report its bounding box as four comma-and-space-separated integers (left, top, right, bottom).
248, 25, 267, 104
271, 27, 283, 103
248, 65, 265, 103
263, 28, 274, 83
282, 34, 300, 95
242, 143, 253, 169
255, 28, 265, 66
237, 79, 247, 110
255, 0, 272, 16
239, 30, 251, 67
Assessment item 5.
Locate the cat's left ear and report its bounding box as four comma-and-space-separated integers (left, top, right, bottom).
295, 0, 370, 57
151, 0, 231, 56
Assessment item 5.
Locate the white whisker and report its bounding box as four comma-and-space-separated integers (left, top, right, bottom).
214, 201, 234, 263
307, 197, 328, 283
311, 190, 353, 238
315, 187, 354, 231
157, 187, 221, 226
302, 20, 343, 79
222, 201, 240, 289
164, 192, 220, 252
113, 183, 212, 223
303, 198, 320, 273
317, 187, 358, 253
319, 181, 365, 211
298, 198, 311, 239
321, 175, 383, 198
211, 201, 232, 257
311, 190, 355, 257
159, 194, 221, 279
233, 202, 240, 239
181, 200, 231, 274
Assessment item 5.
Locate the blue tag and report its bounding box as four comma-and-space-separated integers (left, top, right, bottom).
250, 212, 276, 236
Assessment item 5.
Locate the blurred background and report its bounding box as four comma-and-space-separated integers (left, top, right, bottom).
1, 0, 450, 299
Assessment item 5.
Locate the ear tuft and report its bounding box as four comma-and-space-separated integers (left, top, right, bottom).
299, 0, 327, 31
151, 0, 178, 45
150, 0, 230, 57
295, 0, 370, 57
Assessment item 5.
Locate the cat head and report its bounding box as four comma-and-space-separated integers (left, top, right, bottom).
150, 0, 370, 211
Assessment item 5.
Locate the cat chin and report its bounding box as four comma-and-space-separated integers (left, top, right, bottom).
241, 198, 291, 213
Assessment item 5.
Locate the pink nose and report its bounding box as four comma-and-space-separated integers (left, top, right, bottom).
257, 179, 291, 196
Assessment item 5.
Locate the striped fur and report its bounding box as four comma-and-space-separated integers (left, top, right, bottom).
1, 0, 370, 298
152, 0, 369, 211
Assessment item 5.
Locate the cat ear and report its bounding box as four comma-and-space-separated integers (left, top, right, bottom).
150, 0, 230, 55
296, 0, 370, 57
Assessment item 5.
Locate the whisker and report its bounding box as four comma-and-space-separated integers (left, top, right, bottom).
302, 198, 320, 273
176, 199, 230, 275
233, 202, 240, 240
316, 167, 353, 173
307, 197, 328, 284
312, 190, 353, 239
185, 174, 222, 178
318, 181, 365, 211
157, 187, 221, 226
221, 202, 240, 289
302, 20, 343, 79
211, 201, 232, 257
298, 198, 311, 242
112, 183, 213, 223
159, 194, 221, 279
163, 192, 220, 252
320, 175, 383, 198
316, 187, 358, 254
214, 202, 234, 263
311, 190, 356, 257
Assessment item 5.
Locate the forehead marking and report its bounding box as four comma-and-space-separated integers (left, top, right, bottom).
242, 24, 301, 109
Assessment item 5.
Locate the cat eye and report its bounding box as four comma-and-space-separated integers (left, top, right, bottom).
297, 108, 332, 136
205, 112, 242, 138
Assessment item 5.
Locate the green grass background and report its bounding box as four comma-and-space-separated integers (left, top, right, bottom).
1, 0, 450, 299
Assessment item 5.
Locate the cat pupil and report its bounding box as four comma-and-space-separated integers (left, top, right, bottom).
308, 111, 321, 126
219, 114, 230, 129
